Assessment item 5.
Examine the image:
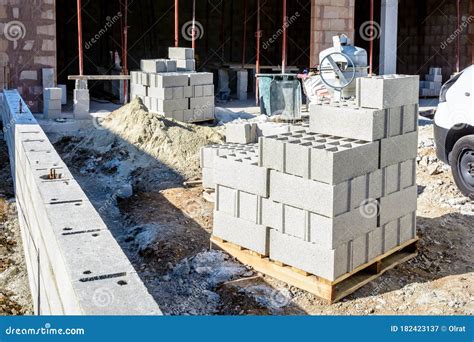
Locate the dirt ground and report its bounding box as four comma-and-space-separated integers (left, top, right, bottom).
48, 117, 474, 316
0, 134, 33, 315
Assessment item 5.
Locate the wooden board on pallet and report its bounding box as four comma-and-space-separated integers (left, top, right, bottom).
210, 236, 419, 303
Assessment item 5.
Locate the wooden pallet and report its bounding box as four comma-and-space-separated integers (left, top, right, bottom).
210, 236, 419, 303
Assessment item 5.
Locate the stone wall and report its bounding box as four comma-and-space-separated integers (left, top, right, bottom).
0, 0, 56, 112
310, 0, 355, 67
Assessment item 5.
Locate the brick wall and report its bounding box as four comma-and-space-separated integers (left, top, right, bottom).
0, 0, 56, 112
310, 0, 355, 67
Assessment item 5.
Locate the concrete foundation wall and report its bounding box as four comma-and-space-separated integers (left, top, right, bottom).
1, 90, 161, 315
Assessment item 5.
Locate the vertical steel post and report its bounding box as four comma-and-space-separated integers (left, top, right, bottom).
77, 0, 84, 76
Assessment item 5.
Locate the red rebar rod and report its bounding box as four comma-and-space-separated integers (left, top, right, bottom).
282, 0, 287, 74
77, 0, 84, 76
369, 0, 374, 75
175, 0, 179, 47
456, 0, 461, 73
256, 0, 261, 105
123, 0, 129, 103
192, 0, 196, 50
242, 0, 248, 68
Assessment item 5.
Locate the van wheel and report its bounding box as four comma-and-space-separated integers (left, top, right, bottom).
450, 135, 474, 200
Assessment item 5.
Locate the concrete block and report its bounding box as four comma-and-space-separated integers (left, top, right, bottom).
172, 87, 184, 99
216, 184, 237, 216
172, 110, 184, 121
148, 87, 172, 100
367, 228, 383, 261
388, 106, 403, 137
169, 47, 194, 60
351, 233, 368, 269
203, 84, 214, 97
184, 86, 194, 98
308, 204, 378, 249
402, 104, 418, 134
58, 84, 67, 105
259, 131, 379, 184
429, 67, 442, 76
426, 74, 442, 82
400, 159, 416, 190
190, 96, 214, 109
200, 143, 250, 169
157, 99, 188, 112
256, 122, 291, 137
130, 84, 147, 97
140, 72, 150, 86
237, 70, 248, 100
155, 73, 189, 88
309, 103, 387, 141
213, 210, 269, 255
269, 170, 350, 217
202, 167, 214, 189
269, 229, 349, 281
74, 89, 90, 101
176, 59, 195, 71
189, 72, 213, 86
350, 170, 383, 209
214, 153, 269, 197
166, 60, 177, 72
43, 87, 62, 100
237, 191, 258, 223
379, 185, 418, 225
399, 211, 416, 243
194, 85, 203, 97
226, 122, 257, 144
259, 197, 283, 232
380, 131, 418, 167
358, 75, 419, 109
141, 59, 167, 73
283, 205, 307, 240
383, 218, 399, 252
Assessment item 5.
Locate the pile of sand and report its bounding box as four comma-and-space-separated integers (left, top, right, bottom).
86, 98, 224, 181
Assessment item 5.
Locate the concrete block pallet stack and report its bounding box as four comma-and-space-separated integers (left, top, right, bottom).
130, 47, 214, 123
419, 67, 442, 97
203, 74, 420, 301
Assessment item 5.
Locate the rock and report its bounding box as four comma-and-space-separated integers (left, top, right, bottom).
427, 163, 441, 175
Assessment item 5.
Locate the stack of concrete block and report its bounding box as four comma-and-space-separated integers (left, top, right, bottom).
73, 80, 90, 119
1, 90, 162, 315
169, 47, 196, 71
130, 47, 214, 123
43, 87, 62, 119
208, 74, 419, 282
225, 120, 310, 144
420, 67, 442, 97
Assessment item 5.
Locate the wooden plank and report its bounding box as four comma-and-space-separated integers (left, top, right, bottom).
68, 75, 131, 81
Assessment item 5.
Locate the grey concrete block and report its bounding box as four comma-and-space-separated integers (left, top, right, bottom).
157, 99, 189, 112
399, 211, 416, 243
259, 197, 283, 232
269, 170, 350, 217
380, 131, 418, 167
308, 204, 377, 249
172, 110, 184, 121
130, 84, 147, 97
202, 167, 214, 189
184, 86, 194, 98
172, 87, 184, 99
190, 96, 214, 109
400, 158, 416, 190
351, 233, 368, 269
309, 103, 387, 141
269, 229, 349, 281
283, 205, 307, 240
189, 72, 213, 86
194, 85, 203, 97
141, 59, 167, 73
193, 106, 214, 121
202, 84, 214, 97
213, 210, 269, 255
350, 170, 383, 209
402, 104, 418, 134
74, 89, 90, 101
216, 184, 237, 216
169, 47, 194, 60
176, 59, 195, 71
383, 219, 399, 252
359, 75, 419, 109
214, 153, 268, 197
237, 191, 258, 223
44, 87, 62, 100
256, 122, 291, 137
154, 73, 189, 88
259, 131, 379, 185
200, 143, 252, 169
148, 87, 173, 100
379, 185, 418, 225
140, 72, 150, 86
367, 227, 383, 261
388, 106, 403, 137
166, 60, 177, 72
225, 122, 258, 144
